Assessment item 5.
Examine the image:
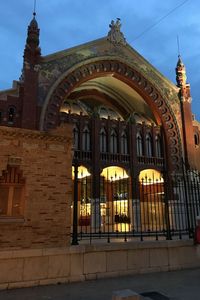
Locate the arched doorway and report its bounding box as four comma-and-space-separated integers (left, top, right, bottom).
138, 169, 165, 235
101, 166, 130, 234
72, 165, 130, 239
72, 165, 92, 231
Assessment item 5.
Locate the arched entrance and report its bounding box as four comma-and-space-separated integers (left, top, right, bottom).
72, 164, 130, 241
40, 58, 185, 243
138, 169, 165, 235
41, 59, 182, 173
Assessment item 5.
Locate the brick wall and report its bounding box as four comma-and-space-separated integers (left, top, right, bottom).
0, 124, 73, 249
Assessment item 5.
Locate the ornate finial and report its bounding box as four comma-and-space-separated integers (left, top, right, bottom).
176, 55, 187, 87
177, 35, 180, 57
33, 0, 37, 17
107, 18, 126, 46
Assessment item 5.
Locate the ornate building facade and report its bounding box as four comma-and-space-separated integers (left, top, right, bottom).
0, 15, 200, 248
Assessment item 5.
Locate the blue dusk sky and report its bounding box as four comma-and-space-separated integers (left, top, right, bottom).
0, 0, 199, 119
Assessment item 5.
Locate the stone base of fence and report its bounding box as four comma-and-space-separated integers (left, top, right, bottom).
0, 240, 200, 290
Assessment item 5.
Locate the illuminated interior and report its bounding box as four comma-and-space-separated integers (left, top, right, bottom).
71, 165, 131, 232
139, 169, 165, 231
71, 76, 156, 123
101, 166, 128, 181
72, 165, 91, 179
139, 169, 163, 183
60, 75, 159, 124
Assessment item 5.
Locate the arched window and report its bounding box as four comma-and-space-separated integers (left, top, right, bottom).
146, 133, 152, 157
100, 128, 107, 152
194, 133, 199, 146
121, 131, 128, 154
73, 125, 79, 150
110, 129, 118, 154
82, 126, 90, 151
136, 132, 143, 156
8, 106, 16, 124
155, 135, 162, 157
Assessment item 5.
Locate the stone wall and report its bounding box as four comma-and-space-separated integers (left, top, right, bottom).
0, 125, 72, 249
0, 240, 199, 290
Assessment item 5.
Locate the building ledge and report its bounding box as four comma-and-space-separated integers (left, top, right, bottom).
0, 217, 25, 224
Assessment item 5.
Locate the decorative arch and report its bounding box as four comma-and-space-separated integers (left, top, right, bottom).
41, 59, 182, 172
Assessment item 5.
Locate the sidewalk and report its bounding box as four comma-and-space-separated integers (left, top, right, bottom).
0, 268, 199, 300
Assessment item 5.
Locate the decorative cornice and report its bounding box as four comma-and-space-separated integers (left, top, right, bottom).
0, 126, 71, 143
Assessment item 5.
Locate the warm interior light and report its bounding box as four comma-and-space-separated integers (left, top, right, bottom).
60, 107, 70, 114
139, 169, 163, 184
101, 166, 128, 181
72, 165, 91, 179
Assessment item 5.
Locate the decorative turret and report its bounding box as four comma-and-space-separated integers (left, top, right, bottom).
21, 10, 41, 130
176, 55, 187, 87
23, 12, 41, 65
176, 55, 196, 170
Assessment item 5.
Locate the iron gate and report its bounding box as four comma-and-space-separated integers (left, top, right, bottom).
71, 167, 200, 244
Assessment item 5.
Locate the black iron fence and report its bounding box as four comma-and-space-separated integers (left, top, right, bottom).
71, 168, 200, 244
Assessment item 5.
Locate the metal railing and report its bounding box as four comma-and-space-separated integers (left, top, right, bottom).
71, 169, 200, 244
137, 156, 164, 166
